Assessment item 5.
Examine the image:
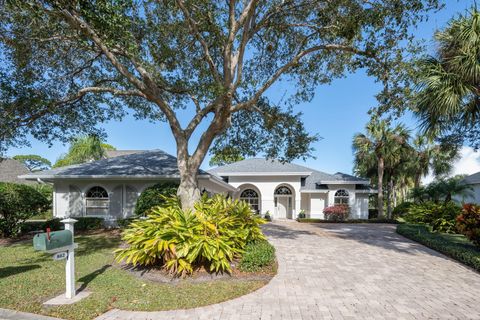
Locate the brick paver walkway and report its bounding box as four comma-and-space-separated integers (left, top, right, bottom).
96, 221, 480, 320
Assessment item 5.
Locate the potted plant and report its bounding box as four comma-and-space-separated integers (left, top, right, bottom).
297, 210, 306, 219
264, 211, 272, 222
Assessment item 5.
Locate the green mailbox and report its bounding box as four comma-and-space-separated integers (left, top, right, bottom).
33, 230, 73, 252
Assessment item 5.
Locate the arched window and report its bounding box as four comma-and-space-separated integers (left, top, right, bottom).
240, 189, 260, 213
85, 186, 109, 216
275, 186, 292, 195
334, 189, 349, 205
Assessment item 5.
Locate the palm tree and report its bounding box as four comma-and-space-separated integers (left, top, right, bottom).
353, 119, 410, 218
54, 135, 116, 167
414, 7, 480, 142
408, 135, 459, 189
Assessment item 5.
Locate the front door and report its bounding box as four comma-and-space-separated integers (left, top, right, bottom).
276, 197, 288, 219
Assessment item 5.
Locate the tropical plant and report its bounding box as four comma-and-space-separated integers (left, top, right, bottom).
54, 135, 115, 168
411, 176, 473, 204
1, 0, 441, 208
0, 182, 50, 237
12, 154, 51, 171
392, 201, 414, 218
115, 195, 266, 276
323, 205, 349, 221
353, 119, 410, 217
404, 201, 461, 233
134, 182, 179, 216
456, 204, 480, 247
414, 7, 480, 149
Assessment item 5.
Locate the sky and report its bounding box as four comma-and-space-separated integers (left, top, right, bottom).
5, 0, 480, 177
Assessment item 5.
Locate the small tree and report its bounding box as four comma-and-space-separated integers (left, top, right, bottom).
0, 182, 50, 237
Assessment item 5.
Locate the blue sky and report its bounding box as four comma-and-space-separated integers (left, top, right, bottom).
5, 0, 476, 174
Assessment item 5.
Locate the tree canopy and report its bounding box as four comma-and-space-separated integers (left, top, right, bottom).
0, 0, 442, 207
414, 7, 480, 149
12, 154, 51, 171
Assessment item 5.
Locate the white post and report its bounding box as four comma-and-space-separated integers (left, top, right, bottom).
61, 218, 77, 299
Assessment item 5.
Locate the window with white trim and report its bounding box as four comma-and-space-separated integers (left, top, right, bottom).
334, 189, 349, 205
240, 189, 260, 213
85, 186, 109, 216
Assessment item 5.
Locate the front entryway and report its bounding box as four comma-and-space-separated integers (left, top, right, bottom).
274, 185, 293, 219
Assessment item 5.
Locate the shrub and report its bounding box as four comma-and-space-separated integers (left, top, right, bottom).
368, 208, 379, 219
20, 217, 104, 234
0, 182, 50, 237
323, 205, 349, 221
115, 194, 266, 276
404, 201, 461, 233
392, 201, 414, 218
456, 204, 480, 247
397, 224, 480, 272
239, 240, 275, 272
134, 182, 179, 216
75, 217, 104, 230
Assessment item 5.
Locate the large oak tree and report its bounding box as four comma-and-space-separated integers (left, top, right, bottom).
0, 0, 440, 208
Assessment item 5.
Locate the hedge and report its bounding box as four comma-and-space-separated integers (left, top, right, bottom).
397, 224, 480, 272
21, 217, 105, 234
297, 218, 400, 224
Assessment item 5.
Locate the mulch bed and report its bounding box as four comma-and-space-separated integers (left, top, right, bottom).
119, 260, 277, 284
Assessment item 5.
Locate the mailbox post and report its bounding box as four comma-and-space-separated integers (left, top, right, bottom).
62, 218, 77, 299
33, 218, 78, 300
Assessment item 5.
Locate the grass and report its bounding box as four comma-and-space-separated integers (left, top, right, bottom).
297, 218, 400, 224
397, 224, 480, 272
0, 232, 267, 320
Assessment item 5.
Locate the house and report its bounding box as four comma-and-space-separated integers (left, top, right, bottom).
20, 150, 375, 220
0, 158, 36, 185
20, 150, 236, 221
208, 158, 374, 219
461, 172, 480, 204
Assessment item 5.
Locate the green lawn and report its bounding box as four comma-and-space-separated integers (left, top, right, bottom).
0, 233, 267, 320
397, 224, 480, 272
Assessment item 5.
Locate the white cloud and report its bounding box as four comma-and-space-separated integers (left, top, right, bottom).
422, 146, 480, 185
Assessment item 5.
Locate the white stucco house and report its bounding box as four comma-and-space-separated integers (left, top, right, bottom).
460, 172, 480, 204
21, 150, 375, 220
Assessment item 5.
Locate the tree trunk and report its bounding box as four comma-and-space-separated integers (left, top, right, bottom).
175, 140, 202, 210
414, 173, 421, 189
377, 156, 385, 218
387, 179, 393, 219
393, 181, 397, 208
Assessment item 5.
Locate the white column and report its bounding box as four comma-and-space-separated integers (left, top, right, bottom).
62, 218, 77, 299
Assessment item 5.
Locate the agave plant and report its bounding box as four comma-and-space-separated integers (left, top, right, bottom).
115, 194, 266, 276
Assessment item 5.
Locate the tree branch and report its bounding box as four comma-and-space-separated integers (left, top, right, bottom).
175, 0, 222, 84
231, 43, 379, 112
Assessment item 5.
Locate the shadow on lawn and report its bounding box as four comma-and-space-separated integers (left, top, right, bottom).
0, 264, 41, 279
78, 264, 111, 291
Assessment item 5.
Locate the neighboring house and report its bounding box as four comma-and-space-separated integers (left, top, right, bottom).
460, 172, 480, 204
20, 150, 236, 221
20, 151, 375, 220
0, 158, 36, 185
208, 158, 375, 219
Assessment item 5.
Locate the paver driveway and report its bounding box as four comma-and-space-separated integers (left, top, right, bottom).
96, 221, 480, 320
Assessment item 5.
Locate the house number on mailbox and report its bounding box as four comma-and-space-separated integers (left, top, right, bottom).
53, 251, 68, 261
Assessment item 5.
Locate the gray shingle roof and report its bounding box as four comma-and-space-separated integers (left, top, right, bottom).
464, 172, 480, 184
208, 158, 369, 189
0, 159, 36, 184
208, 158, 314, 175
20, 150, 208, 180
